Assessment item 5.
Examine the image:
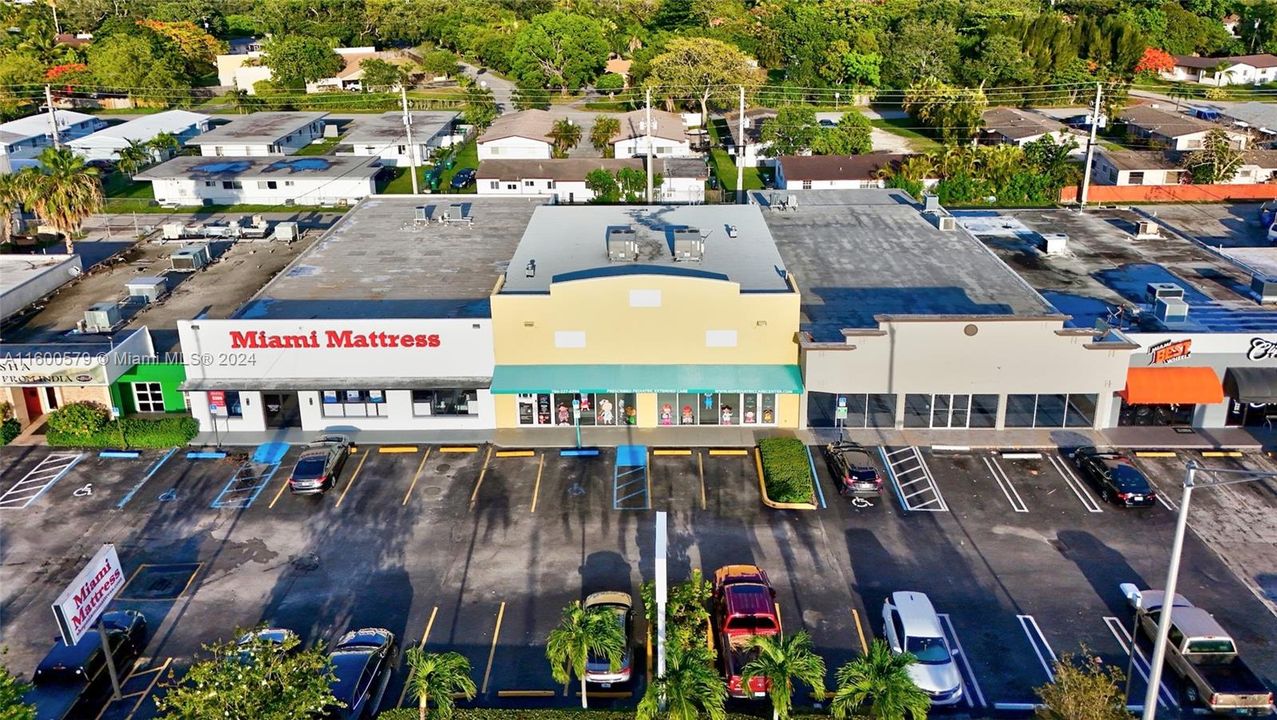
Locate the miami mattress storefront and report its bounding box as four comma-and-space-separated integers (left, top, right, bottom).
177, 319, 496, 433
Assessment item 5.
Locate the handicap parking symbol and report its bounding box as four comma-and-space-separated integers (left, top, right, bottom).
73, 483, 93, 497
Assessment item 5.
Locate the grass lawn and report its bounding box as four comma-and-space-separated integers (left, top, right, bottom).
295, 137, 341, 156
437, 139, 478, 193
102, 173, 155, 200
380, 166, 432, 194
706, 119, 763, 191
870, 117, 940, 152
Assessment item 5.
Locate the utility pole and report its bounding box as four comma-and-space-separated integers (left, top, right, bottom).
655, 511, 668, 710
401, 85, 419, 194
736, 85, 745, 204
645, 87, 653, 204
51, 1, 61, 36
1141, 463, 1195, 720
1079, 82, 1102, 211
45, 85, 60, 148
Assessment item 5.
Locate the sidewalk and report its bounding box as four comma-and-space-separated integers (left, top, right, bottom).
187, 424, 1274, 450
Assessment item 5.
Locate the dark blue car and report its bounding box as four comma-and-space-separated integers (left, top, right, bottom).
450, 168, 476, 189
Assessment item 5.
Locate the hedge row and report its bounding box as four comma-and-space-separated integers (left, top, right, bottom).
47, 416, 198, 448
757, 437, 814, 504
378, 711, 764, 720
1, 417, 19, 445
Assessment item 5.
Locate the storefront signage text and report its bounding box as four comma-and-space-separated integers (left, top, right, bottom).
1248, 337, 1277, 362
51, 544, 124, 646
228, 330, 442, 350
1149, 338, 1192, 365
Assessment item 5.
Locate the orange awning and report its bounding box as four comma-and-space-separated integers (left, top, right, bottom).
1118, 367, 1223, 405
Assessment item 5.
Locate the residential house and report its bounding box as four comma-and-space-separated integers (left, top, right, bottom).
477, 110, 556, 160
1235, 150, 1277, 183
1093, 150, 1188, 186
0, 109, 105, 172
337, 111, 460, 167
610, 109, 691, 158
981, 107, 1081, 149
774, 153, 909, 190
661, 157, 708, 203
68, 110, 211, 163
722, 108, 777, 168
217, 46, 421, 94
135, 155, 380, 207
476, 158, 644, 203
186, 112, 328, 157
1221, 101, 1277, 145
1160, 54, 1277, 86
1119, 106, 1248, 151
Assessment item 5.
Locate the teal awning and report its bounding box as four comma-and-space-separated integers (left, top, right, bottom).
490, 364, 803, 394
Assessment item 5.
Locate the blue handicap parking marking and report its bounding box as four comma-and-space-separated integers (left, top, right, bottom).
253, 442, 291, 464
613, 445, 649, 510
210, 442, 289, 509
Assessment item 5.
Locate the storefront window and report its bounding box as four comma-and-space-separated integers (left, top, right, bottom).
657, 393, 678, 425
225, 391, 243, 418
698, 393, 718, 425
1118, 401, 1194, 426
970, 395, 998, 428
519, 392, 636, 426
1035, 394, 1067, 427
867, 394, 896, 427
904, 394, 932, 428
1226, 400, 1277, 427
323, 389, 388, 417
412, 389, 478, 416
743, 394, 758, 424
1066, 394, 1097, 427
1005, 394, 1037, 428
133, 382, 164, 413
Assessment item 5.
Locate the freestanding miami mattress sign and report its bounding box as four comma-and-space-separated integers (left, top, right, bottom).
51, 544, 124, 645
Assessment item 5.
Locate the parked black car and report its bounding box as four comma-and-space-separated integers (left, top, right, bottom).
235, 627, 299, 665
288, 435, 354, 495
1070, 447, 1157, 507
450, 168, 476, 189
27, 610, 148, 720
325, 628, 396, 720
823, 440, 884, 498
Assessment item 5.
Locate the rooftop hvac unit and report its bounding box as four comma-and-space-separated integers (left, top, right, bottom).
1136, 220, 1160, 238
170, 244, 210, 271
1155, 296, 1189, 323
1041, 233, 1068, 255
125, 276, 167, 303
83, 302, 121, 333
1251, 274, 1277, 304
1146, 282, 1184, 303
273, 222, 300, 242
672, 227, 705, 262
937, 215, 956, 231
922, 193, 941, 213
607, 226, 637, 262
161, 222, 187, 240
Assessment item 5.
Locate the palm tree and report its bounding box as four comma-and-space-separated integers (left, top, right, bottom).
0, 171, 30, 245
979, 143, 1023, 187
20, 147, 103, 254
116, 139, 152, 179
898, 154, 935, 183
831, 640, 931, 720
590, 116, 621, 158
545, 600, 626, 709
147, 131, 180, 161
404, 648, 476, 720
740, 631, 827, 720
638, 644, 727, 720
549, 118, 583, 159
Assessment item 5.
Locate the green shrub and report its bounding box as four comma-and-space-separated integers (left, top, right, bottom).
45, 402, 109, 439
379, 712, 761, 720
0, 418, 19, 445
757, 437, 814, 504
46, 415, 198, 449
594, 73, 625, 92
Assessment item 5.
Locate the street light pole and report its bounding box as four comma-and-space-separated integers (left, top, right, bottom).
1141, 462, 1196, 720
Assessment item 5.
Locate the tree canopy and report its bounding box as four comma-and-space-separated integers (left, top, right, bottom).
261, 35, 344, 88
509, 11, 609, 92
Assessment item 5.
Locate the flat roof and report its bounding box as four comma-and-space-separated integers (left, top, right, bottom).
1223, 101, 1277, 131
342, 111, 458, 145
239, 196, 546, 319
3, 236, 313, 352
477, 158, 642, 182
135, 155, 380, 181
1120, 105, 1217, 138
499, 204, 792, 294
982, 106, 1070, 140
1099, 149, 1182, 171
757, 189, 1058, 341
0, 109, 97, 140
187, 111, 327, 145
0, 255, 81, 321
68, 110, 209, 146
961, 206, 1277, 333
777, 154, 905, 182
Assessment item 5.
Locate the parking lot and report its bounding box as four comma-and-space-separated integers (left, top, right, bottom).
2, 440, 1276, 719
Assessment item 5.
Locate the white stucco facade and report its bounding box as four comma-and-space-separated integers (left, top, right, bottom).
613, 135, 691, 158
477, 136, 552, 160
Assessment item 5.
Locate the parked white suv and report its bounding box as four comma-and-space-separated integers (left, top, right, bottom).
882, 591, 963, 705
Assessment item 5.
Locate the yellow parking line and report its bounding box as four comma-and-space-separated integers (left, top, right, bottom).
653, 449, 692, 456
403, 448, 432, 506
267, 470, 292, 509
1202, 450, 1244, 457
469, 446, 494, 510
1135, 451, 1177, 458
123, 658, 170, 720
852, 609, 869, 655
441, 446, 479, 453
496, 449, 535, 458
709, 448, 749, 456
530, 453, 545, 513
334, 451, 370, 508
481, 602, 506, 695
698, 451, 706, 510
498, 690, 557, 697
577, 690, 632, 698
397, 606, 439, 707
379, 446, 418, 454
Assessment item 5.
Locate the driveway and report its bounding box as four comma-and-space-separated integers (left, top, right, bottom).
457, 62, 518, 114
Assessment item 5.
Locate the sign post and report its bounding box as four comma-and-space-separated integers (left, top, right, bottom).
572, 398, 582, 448
654, 511, 668, 710
51, 544, 126, 699
834, 395, 848, 435
207, 390, 226, 448
112, 406, 125, 449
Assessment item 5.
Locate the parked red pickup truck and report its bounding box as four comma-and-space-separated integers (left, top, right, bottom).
712, 565, 780, 698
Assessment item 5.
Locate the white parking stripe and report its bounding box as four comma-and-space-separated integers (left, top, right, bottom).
984, 456, 1029, 512
938, 613, 986, 709
1017, 615, 1057, 681
1103, 616, 1177, 708
1047, 455, 1104, 513
0, 453, 84, 509
879, 447, 949, 512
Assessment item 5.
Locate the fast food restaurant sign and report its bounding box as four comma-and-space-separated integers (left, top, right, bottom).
1148, 338, 1192, 365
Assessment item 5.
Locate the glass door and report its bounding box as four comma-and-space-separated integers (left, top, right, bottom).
950, 394, 970, 428
930, 394, 972, 428
932, 394, 951, 428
